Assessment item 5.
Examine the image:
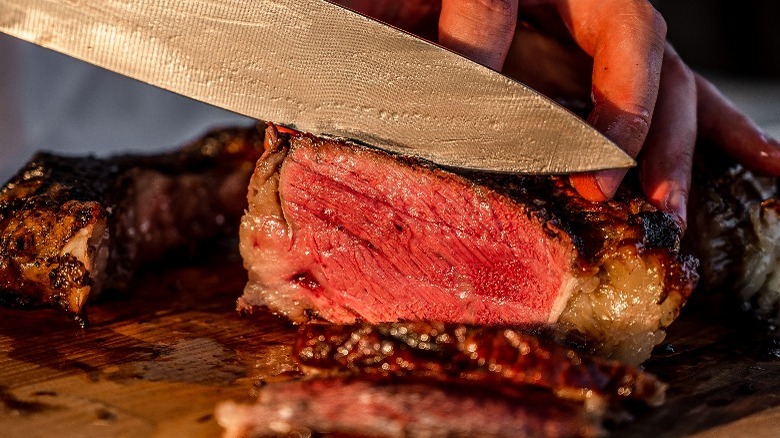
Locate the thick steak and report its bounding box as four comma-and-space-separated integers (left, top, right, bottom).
239, 125, 698, 363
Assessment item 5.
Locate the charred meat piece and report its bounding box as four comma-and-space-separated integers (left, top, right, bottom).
295, 322, 666, 407
0, 127, 263, 323
686, 151, 780, 323
216, 377, 602, 438
239, 125, 698, 364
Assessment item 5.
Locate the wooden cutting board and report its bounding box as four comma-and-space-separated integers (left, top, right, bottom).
1, 250, 779, 437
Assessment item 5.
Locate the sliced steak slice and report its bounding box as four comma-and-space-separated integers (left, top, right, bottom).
294, 321, 666, 407
239, 124, 698, 364
0, 127, 263, 323
216, 377, 602, 438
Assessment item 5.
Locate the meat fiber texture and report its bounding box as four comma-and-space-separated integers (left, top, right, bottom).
239, 125, 698, 364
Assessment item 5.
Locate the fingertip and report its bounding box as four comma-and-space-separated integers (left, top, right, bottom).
596, 168, 629, 200
666, 189, 688, 231
643, 177, 688, 231
570, 173, 608, 202
587, 101, 652, 159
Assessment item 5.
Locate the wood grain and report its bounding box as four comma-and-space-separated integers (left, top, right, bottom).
1, 250, 779, 437
0, 252, 300, 437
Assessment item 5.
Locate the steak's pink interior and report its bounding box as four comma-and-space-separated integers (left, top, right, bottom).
243, 137, 576, 324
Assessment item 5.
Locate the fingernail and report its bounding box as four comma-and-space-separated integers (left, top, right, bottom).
595, 168, 627, 199
665, 189, 688, 230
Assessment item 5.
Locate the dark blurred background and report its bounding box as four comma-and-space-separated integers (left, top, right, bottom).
651, 0, 780, 142
656, 0, 780, 78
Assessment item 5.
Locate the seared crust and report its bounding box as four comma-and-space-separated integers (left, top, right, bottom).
0, 155, 114, 318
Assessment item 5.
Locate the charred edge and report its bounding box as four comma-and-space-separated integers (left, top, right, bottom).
294, 322, 665, 406
634, 211, 681, 251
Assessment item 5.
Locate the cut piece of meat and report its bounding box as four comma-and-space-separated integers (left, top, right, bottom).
0, 127, 263, 324
294, 322, 667, 407
686, 152, 780, 323
239, 124, 698, 364
241, 126, 577, 324
215, 377, 603, 438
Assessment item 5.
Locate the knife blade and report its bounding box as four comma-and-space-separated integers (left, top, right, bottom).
0, 0, 634, 174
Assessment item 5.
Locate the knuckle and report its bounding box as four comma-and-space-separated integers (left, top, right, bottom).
461, 0, 516, 19
620, 107, 655, 155
626, 104, 654, 132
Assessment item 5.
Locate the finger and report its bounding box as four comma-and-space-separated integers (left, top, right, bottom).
439, 0, 519, 70
696, 73, 780, 176
638, 45, 697, 229
565, 0, 666, 200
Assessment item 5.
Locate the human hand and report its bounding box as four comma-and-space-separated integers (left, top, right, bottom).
335, 0, 780, 229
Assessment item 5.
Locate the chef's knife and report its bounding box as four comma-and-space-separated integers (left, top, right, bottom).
0, 0, 634, 174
